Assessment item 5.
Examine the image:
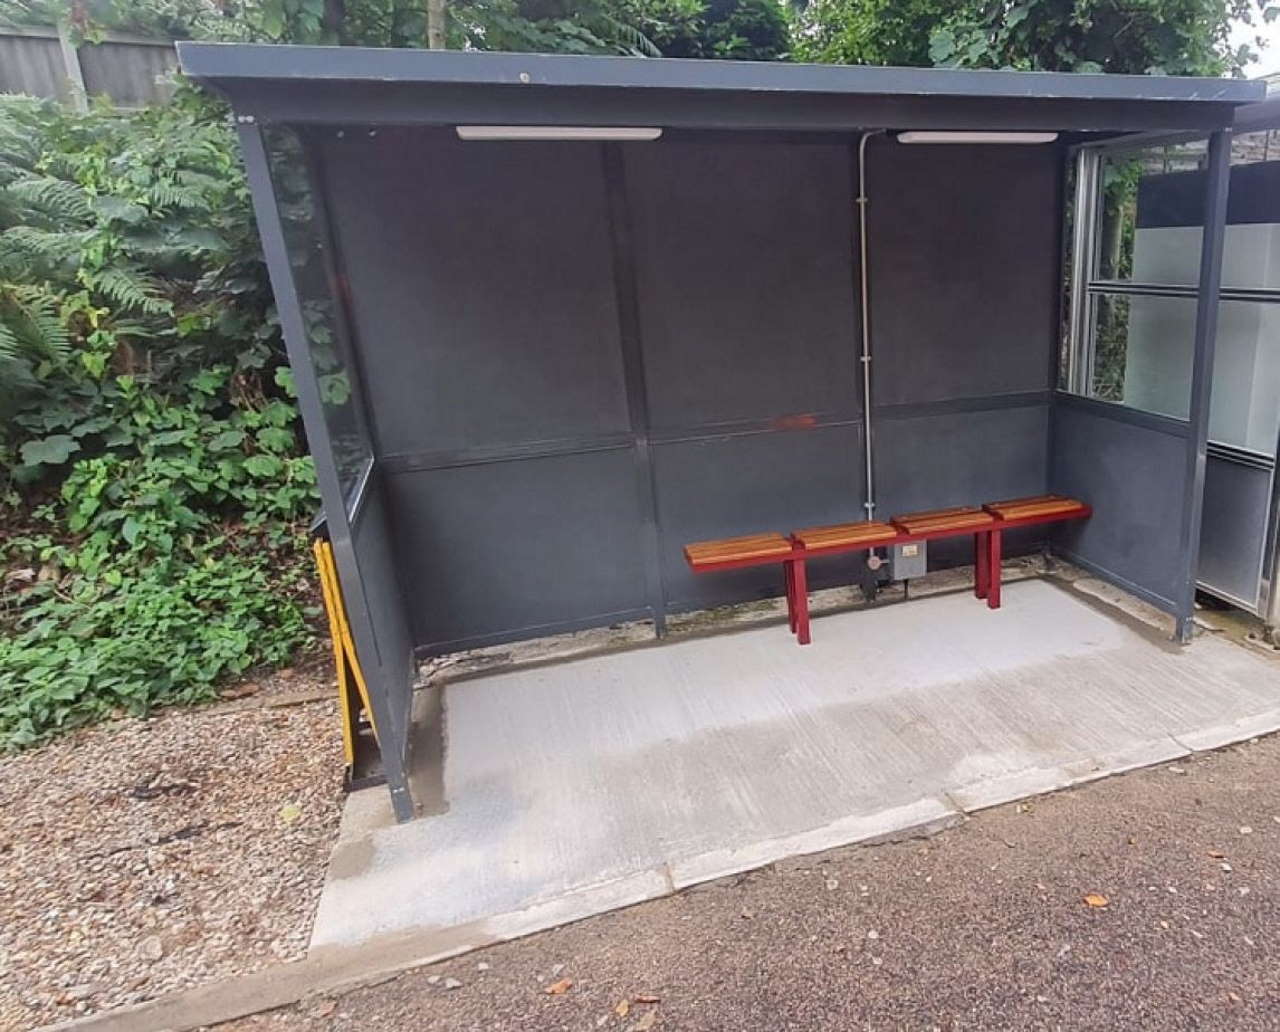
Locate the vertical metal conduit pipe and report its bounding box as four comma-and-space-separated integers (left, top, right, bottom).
857, 130, 884, 517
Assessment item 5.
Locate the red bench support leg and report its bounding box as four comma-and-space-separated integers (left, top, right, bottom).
784, 559, 797, 633
974, 531, 990, 599
987, 529, 1002, 610
792, 558, 811, 645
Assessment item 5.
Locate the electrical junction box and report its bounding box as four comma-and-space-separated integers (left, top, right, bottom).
889, 540, 927, 580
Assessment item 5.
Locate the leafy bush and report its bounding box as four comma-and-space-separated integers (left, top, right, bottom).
0, 91, 318, 750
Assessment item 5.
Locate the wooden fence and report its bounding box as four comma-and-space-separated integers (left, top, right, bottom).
0, 24, 177, 109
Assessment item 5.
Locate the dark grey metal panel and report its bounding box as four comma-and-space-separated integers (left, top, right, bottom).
624, 140, 859, 430
1050, 399, 1189, 609
1198, 454, 1272, 608
876, 404, 1051, 563
877, 405, 1050, 513
653, 424, 865, 610
349, 469, 416, 756
178, 43, 1263, 105
318, 127, 631, 458
868, 140, 1058, 406
386, 450, 649, 651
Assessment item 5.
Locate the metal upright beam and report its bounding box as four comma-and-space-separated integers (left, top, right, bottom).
236, 121, 416, 820
1064, 148, 1101, 396
1175, 127, 1232, 644
602, 142, 668, 637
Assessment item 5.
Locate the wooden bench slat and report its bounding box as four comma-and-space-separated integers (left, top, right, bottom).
985, 493, 1065, 509
891, 506, 996, 534
793, 520, 897, 549
685, 532, 792, 567
984, 495, 1087, 521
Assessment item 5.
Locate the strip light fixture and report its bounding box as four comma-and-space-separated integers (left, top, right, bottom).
896, 131, 1059, 145
456, 125, 663, 141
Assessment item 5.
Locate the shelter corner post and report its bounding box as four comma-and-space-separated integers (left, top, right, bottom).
1175, 127, 1232, 645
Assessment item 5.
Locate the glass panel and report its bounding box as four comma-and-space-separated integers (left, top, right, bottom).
1097, 140, 1207, 284
1208, 300, 1280, 454
1231, 129, 1280, 166
261, 125, 372, 510
1088, 292, 1197, 419
1219, 131, 1280, 293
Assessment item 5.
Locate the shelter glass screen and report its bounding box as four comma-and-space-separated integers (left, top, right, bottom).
1060, 139, 1211, 422
262, 125, 373, 511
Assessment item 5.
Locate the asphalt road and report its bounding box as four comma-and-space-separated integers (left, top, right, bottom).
224, 735, 1280, 1032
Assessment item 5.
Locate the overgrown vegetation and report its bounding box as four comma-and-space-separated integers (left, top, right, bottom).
794, 0, 1278, 76
0, 91, 318, 749
0, 0, 790, 59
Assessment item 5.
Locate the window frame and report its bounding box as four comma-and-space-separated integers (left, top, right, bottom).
1063, 134, 1280, 427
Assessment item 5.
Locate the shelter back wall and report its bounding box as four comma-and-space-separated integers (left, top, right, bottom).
315, 127, 1059, 653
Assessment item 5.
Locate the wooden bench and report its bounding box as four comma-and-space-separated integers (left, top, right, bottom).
684, 495, 1090, 647
683, 531, 809, 639
684, 532, 795, 569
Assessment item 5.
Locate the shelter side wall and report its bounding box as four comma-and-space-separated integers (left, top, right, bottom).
242, 122, 416, 818
1050, 397, 1189, 610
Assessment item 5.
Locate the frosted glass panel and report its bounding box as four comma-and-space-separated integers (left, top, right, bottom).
1094, 293, 1196, 419
1208, 301, 1280, 454
1133, 223, 1280, 292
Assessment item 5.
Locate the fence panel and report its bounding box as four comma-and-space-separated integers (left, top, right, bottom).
0, 25, 177, 109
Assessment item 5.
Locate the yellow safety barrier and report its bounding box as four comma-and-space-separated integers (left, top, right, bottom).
313, 537, 379, 772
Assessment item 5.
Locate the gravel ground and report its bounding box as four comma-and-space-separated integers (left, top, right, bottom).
0, 663, 345, 1031
222, 734, 1280, 1032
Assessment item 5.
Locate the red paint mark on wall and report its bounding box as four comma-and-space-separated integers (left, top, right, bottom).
772, 413, 818, 431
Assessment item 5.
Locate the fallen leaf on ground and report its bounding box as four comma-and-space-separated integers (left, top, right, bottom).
278, 803, 302, 824
634, 993, 660, 1004
1083, 893, 1109, 908
631, 1012, 658, 1031
545, 978, 573, 995
1208, 850, 1226, 859
615, 999, 630, 1017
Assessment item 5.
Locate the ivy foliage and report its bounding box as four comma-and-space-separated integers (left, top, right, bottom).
0, 91, 318, 750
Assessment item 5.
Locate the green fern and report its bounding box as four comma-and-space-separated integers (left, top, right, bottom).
147, 181, 208, 211
0, 284, 71, 369
6, 177, 94, 224
0, 226, 93, 278
0, 313, 19, 363
79, 266, 172, 316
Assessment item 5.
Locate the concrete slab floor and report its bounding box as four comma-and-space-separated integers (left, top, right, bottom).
309, 575, 1280, 971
